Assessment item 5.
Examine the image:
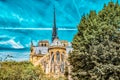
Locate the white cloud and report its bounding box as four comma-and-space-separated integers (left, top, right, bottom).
0, 38, 24, 49
9, 39, 24, 49
0, 28, 77, 30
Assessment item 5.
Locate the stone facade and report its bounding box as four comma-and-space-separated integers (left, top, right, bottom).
30, 38, 72, 77
29, 8, 73, 77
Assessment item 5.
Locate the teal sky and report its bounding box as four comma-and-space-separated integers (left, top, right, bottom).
0, 0, 119, 61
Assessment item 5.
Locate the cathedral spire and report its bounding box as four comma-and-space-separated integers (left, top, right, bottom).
52, 7, 58, 41
53, 7, 56, 29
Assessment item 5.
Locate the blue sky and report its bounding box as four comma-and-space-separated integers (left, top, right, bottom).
0, 0, 119, 61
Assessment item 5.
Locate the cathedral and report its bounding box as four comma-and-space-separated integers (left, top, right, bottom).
30, 8, 73, 77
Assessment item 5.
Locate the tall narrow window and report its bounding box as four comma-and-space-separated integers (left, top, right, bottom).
51, 52, 54, 63
44, 44, 46, 46
44, 62, 46, 73
56, 51, 60, 63
61, 54, 64, 62
39, 50, 41, 54
61, 63, 64, 73
41, 44, 43, 46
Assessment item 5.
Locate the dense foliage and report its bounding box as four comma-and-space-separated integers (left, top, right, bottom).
0, 61, 45, 80
0, 61, 65, 80
69, 1, 120, 80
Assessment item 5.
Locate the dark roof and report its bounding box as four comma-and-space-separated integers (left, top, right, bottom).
39, 40, 49, 43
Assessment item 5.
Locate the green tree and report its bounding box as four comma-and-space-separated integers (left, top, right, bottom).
0, 61, 66, 80
0, 61, 46, 80
69, 1, 120, 80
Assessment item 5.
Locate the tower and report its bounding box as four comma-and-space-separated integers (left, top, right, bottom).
52, 7, 58, 42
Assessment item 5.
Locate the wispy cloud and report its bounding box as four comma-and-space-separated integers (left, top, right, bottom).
0, 28, 77, 30
0, 38, 24, 49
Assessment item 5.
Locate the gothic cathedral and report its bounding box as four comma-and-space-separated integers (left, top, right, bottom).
30, 8, 72, 77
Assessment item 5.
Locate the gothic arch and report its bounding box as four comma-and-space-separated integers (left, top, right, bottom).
41, 44, 43, 46
44, 61, 46, 73
60, 52, 66, 73
56, 51, 60, 63
61, 53, 64, 62
60, 62, 64, 73
51, 52, 54, 63
44, 44, 46, 46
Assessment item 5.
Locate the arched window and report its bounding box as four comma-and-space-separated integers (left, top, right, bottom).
44, 44, 46, 46
44, 62, 46, 72
61, 63, 64, 73
61, 54, 64, 62
39, 50, 41, 54
56, 51, 60, 63
41, 44, 43, 46
51, 52, 54, 63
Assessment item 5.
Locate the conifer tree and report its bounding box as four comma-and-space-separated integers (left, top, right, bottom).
69, 1, 120, 80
